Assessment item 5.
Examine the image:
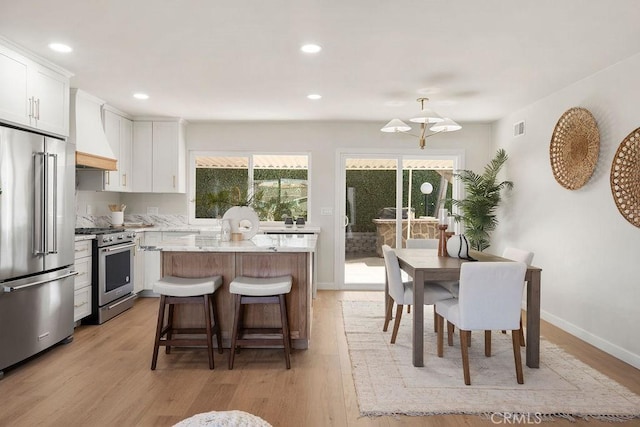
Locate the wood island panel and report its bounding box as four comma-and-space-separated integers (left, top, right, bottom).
161, 252, 236, 333
161, 251, 313, 349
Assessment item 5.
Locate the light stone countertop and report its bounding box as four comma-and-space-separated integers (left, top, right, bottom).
153, 233, 317, 253
74, 235, 96, 242
122, 224, 320, 234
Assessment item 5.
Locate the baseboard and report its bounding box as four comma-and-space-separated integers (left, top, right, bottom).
541, 309, 640, 370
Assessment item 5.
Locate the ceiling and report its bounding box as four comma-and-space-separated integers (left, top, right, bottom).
2, 1, 640, 124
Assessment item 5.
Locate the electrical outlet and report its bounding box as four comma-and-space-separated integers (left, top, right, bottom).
320, 207, 333, 216
86, 205, 93, 215
147, 207, 159, 215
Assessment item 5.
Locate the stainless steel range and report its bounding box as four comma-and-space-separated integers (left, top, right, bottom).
75, 227, 137, 324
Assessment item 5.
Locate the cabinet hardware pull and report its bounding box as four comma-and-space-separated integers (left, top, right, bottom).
36, 98, 40, 120
173, 175, 176, 188
123, 173, 127, 187
105, 171, 110, 185
28, 97, 34, 118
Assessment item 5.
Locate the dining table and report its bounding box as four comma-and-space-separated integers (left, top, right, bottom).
391, 248, 542, 368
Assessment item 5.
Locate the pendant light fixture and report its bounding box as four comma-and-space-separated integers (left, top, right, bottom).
381, 98, 461, 149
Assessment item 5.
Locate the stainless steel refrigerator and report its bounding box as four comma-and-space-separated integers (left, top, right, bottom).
0, 124, 77, 376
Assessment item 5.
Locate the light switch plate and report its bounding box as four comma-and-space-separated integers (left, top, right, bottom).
320, 207, 333, 216
147, 207, 159, 215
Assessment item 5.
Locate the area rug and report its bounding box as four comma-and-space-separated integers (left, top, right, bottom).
342, 300, 640, 421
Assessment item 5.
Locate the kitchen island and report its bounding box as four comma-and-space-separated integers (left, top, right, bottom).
154, 233, 317, 349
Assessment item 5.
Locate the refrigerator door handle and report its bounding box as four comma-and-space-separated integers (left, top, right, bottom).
2, 271, 78, 293
46, 153, 58, 254
33, 152, 46, 256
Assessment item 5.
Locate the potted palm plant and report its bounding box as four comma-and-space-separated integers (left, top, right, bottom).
450, 148, 513, 251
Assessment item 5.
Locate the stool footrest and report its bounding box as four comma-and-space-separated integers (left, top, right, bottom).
240, 295, 280, 304
164, 296, 207, 304
240, 328, 284, 335
235, 338, 286, 347
164, 327, 211, 335
159, 338, 212, 347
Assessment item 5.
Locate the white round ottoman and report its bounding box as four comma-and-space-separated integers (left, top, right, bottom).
173, 410, 272, 427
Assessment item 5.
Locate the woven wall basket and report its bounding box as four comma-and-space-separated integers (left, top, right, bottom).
610, 127, 640, 228
549, 107, 600, 190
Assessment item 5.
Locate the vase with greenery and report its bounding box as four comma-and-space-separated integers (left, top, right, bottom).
450, 148, 513, 252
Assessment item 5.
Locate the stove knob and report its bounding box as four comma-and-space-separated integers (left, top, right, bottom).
117, 235, 124, 240
102, 236, 109, 243
129, 231, 136, 238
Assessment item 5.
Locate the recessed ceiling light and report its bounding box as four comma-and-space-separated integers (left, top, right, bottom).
133, 93, 149, 100
48, 43, 72, 53
301, 44, 322, 54
307, 94, 322, 100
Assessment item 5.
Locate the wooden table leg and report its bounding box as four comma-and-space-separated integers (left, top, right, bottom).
526, 269, 541, 368
412, 270, 425, 367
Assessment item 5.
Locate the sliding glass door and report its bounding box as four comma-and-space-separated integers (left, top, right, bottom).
338, 151, 461, 290
343, 156, 399, 290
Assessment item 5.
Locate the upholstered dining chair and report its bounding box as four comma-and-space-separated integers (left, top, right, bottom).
500, 247, 534, 347
382, 244, 453, 344
435, 261, 528, 385
443, 246, 534, 349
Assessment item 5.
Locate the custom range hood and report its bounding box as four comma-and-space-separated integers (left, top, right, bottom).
69, 88, 117, 170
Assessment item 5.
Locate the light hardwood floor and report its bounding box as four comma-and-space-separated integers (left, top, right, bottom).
1, 291, 639, 427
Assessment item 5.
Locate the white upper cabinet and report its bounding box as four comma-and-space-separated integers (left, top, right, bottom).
132, 119, 186, 193
132, 121, 153, 192
103, 107, 133, 192
0, 45, 30, 126
0, 40, 71, 136
29, 65, 69, 136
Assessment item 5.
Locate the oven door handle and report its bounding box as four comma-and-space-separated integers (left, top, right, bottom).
101, 243, 136, 252
107, 293, 137, 310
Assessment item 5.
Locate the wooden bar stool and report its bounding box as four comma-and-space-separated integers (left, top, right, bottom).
229, 275, 293, 370
151, 275, 223, 370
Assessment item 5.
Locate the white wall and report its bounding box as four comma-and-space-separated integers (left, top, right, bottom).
492, 53, 640, 368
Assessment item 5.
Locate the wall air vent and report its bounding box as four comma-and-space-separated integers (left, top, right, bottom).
513, 120, 525, 137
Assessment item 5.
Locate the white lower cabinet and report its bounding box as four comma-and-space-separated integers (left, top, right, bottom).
133, 233, 145, 294
142, 232, 162, 292
73, 240, 93, 322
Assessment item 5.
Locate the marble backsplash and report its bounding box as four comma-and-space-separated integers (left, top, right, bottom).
76, 214, 190, 228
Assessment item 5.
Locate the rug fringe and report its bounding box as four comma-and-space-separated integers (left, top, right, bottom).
360, 411, 640, 423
